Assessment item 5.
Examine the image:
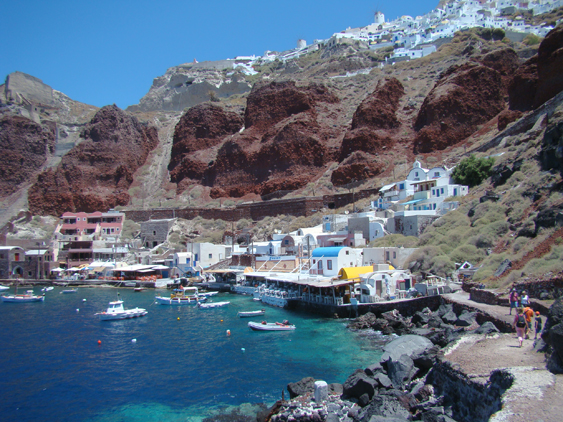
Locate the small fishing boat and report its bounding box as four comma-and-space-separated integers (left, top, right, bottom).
248, 320, 295, 331
95, 300, 147, 321
199, 291, 219, 298
1, 290, 45, 303
238, 309, 266, 318
60, 289, 77, 294
197, 301, 230, 309
154, 286, 207, 306
41, 286, 54, 292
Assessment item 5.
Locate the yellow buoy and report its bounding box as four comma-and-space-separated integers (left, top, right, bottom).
177, 317, 180, 321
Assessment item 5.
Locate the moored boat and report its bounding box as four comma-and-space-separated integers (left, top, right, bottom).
1, 290, 45, 303
238, 309, 266, 318
60, 289, 77, 294
197, 301, 230, 308
41, 286, 54, 292
154, 286, 207, 306
95, 300, 147, 321
248, 320, 295, 331
0, 285, 9, 291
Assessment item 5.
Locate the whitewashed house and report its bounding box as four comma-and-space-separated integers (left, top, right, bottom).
310, 246, 363, 277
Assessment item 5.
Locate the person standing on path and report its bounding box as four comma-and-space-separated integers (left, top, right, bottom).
509, 289, 519, 315
520, 290, 529, 307
535, 311, 543, 340
523, 306, 535, 339
513, 307, 528, 348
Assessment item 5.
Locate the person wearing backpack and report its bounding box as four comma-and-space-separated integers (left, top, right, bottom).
513, 308, 528, 348
523, 306, 535, 339
509, 289, 519, 315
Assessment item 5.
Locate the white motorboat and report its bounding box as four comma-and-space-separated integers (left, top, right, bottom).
248, 320, 295, 331
155, 286, 207, 306
197, 301, 230, 309
238, 309, 266, 318
0, 285, 10, 291
61, 289, 77, 294
1, 290, 45, 303
124, 282, 137, 287
95, 300, 147, 321
41, 286, 54, 292
199, 291, 219, 298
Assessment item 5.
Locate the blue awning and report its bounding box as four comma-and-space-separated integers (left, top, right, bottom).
401, 199, 425, 205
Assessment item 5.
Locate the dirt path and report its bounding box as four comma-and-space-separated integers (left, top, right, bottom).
441, 291, 562, 422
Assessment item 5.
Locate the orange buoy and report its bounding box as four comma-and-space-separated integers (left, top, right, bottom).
177, 317, 180, 321
220, 319, 223, 323
97, 340, 101, 345
226, 330, 231, 336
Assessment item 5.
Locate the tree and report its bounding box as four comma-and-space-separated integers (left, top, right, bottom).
452, 155, 495, 187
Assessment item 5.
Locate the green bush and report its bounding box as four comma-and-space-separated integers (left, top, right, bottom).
450, 244, 486, 264
452, 155, 495, 187
429, 255, 455, 278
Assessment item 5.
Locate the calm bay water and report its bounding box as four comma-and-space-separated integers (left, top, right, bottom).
0, 287, 384, 421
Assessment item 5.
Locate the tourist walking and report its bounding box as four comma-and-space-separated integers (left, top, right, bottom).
535, 311, 543, 340
513, 308, 528, 348
520, 290, 529, 307
523, 306, 534, 339
509, 289, 519, 315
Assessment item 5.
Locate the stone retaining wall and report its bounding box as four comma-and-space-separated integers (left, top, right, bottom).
469, 288, 500, 305
427, 361, 514, 422
514, 277, 563, 300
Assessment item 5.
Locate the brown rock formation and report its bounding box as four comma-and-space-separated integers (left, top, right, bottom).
169, 103, 244, 185
171, 81, 340, 198
244, 81, 339, 131
509, 25, 563, 111
331, 151, 384, 186
414, 63, 505, 153
339, 78, 405, 162
476, 48, 520, 95
497, 109, 523, 131
28, 105, 158, 215
535, 24, 563, 108
0, 115, 55, 197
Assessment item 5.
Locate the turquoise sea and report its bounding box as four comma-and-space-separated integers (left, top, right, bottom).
0, 287, 385, 421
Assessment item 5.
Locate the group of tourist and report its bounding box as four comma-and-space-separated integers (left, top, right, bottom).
510, 288, 542, 347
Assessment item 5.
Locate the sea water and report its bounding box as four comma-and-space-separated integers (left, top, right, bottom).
0, 288, 385, 421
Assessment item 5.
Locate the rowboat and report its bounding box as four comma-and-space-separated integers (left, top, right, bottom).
1, 290, 45, 303
238, 309, 266, 318
248, 321, 295, 331
197, 301, 230, 309
95, 300, 147, 321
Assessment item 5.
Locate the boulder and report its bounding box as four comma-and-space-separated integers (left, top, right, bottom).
456, 311, 477, 327
436, 303, 453, 317
412, 311, 432, 326
428, 314, 444, 328
441, 310, 458, 325
474, 321, 500, 335
328, 383, 343, 396
547, 323, 563, 374
365, 362, 386, 376
386, 354, 418, 389
343, 369, 378, 400
287, 376, 316, 398
380, 335, 435, 364
357, 394, 411, 421
375, 373, 393, 390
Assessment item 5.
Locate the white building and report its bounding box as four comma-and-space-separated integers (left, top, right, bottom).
310, 246, 363, 277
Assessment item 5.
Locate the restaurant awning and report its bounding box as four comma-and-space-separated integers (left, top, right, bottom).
401, 199, 425, 205
337, 266, 374, 280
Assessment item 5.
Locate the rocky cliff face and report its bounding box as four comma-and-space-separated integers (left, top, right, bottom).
127, 62, 251, 112
28, 105, 159, 215
0, 114, 56, 196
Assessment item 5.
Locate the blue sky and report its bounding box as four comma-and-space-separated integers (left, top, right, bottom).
2, 0, 439, 109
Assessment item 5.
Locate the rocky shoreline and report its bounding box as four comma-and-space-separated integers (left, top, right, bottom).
251, 297, 563, 422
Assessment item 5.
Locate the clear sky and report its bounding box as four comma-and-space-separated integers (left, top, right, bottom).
2, 0, 439, 109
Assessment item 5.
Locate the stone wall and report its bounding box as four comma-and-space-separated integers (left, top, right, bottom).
394, 214, 440, 237
125, 188, 380, 223
469, 288, 500, 305
514, 277, 563, 300
427, 361, 513, 422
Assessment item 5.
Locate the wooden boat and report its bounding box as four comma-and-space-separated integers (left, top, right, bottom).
155, 286, 207, 306
238, 309, 266, 318
197, 301, 230, 308
95, 300, 147, 321
1, 290, 45, 303
248, 320, 295, 331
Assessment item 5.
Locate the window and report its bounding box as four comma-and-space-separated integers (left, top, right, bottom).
284, 240, 289, 245
346, 250, 349, 255
153, 231, 156, 236
208, 254, 212, 259
386, 251, 390, 260
327, 260, 332, 270
399, 183, 404, 190
441, 188, 444, 194
434, 172, 440, 177
393, 252, 397, 259
318, 260, 323, 269
28, 271, 32, 276
432, 189, 435, 195
415, 172, 418, 176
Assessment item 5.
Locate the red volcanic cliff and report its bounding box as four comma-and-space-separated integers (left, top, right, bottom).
28, 105, 159, 215
413, 63, 505, 153
169, 81, 341, 198
0, 115, 55, 197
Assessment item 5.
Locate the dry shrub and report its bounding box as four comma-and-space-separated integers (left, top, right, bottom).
450, 244, 486, 265
429, 255, 455, 278
407, 246, 442, 272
